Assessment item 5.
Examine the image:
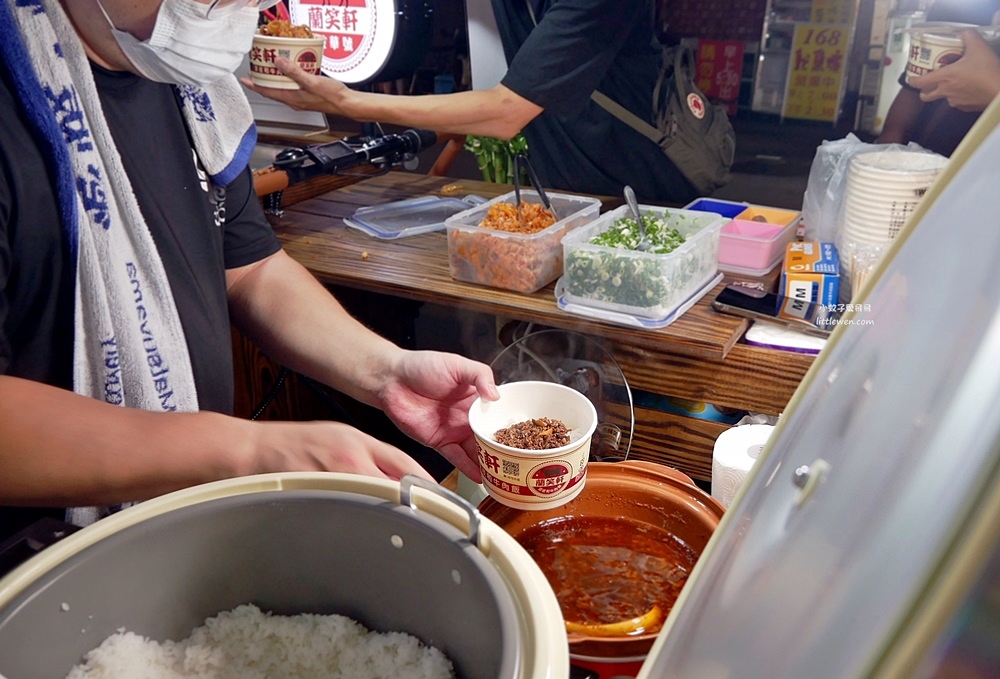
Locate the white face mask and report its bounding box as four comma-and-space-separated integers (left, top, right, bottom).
96, 0, 259, 86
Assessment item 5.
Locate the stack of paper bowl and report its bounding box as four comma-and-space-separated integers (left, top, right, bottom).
839, 149, 947, 293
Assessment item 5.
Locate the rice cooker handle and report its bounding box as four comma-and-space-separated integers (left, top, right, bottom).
399, 475, 481, 548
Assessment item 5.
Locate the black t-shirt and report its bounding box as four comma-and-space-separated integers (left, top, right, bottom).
492, 0, 697, 204
0, 64, 280, 540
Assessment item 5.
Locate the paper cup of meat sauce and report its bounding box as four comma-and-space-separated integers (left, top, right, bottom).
249, 21, 325, 90
469, 381, 598, 511
905, 23, 1000, 84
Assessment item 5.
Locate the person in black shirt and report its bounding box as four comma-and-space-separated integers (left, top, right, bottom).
244, 0, 700, 204
0, 0, 498, 541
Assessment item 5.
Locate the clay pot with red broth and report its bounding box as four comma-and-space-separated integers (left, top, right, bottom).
478, 461, 725, 661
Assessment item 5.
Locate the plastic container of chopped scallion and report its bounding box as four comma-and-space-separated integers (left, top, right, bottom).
560, 204, 723, 319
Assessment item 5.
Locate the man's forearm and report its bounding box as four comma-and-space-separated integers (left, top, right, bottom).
0, 376, 253, 506
339, 85, 541, 139
226, 250, 402, 409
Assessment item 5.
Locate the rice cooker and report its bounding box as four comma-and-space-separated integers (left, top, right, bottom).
0, 473, 568, 679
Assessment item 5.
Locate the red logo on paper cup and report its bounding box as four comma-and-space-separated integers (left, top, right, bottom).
297, 49, 322, 74
527, 461, 572, 497
936, 51, 962, 68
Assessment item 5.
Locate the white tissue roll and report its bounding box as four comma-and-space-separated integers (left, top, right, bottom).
712, 424, 775, 508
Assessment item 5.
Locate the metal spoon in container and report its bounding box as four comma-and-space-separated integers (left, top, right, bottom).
624, 185, 650, 251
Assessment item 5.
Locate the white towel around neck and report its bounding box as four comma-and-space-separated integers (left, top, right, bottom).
5, 0, 257, 525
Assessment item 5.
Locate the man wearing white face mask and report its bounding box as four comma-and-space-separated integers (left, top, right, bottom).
94, 0, 264, 86
0, 0, 499, 543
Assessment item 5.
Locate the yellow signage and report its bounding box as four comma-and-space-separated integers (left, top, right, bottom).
810, 0, 856, 25
783, 23, 850, 122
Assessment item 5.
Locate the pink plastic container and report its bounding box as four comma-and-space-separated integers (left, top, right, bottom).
718, 206, 800, 273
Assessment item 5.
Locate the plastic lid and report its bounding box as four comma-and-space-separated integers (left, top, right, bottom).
718, 254, 783, 277
346, 195, 481, 239
554, 273, 722, 329
904, 21, 995, 36
638, 101, 1000, 679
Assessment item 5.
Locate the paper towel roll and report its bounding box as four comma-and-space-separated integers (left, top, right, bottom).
712, 424, 774, 508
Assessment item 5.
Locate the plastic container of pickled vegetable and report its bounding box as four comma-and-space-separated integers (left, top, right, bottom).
445, 190, 602, 293
561, 205, 723, 319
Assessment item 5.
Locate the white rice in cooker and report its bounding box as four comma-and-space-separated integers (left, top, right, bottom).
65, 604, 455, 678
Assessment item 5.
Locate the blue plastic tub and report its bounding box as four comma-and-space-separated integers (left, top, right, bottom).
683, 198, 748, 219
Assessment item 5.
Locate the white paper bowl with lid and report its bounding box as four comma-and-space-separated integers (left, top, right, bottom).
904, 22, 1000, 84
469, 381, 598, 511
249, 33, 325, 89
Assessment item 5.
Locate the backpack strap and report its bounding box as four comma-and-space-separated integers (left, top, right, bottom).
670, 46, 695, 102
591, 90, 663, 144
525, 0, 539, 24
592, 44, 685, 147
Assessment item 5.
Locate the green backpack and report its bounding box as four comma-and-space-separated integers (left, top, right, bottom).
592, 45, 737, 196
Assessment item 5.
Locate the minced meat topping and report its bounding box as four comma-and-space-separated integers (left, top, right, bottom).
479, 202, 555, 234
494, 418, 571, 450
258, 20, 315, 38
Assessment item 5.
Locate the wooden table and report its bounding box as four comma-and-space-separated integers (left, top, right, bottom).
242, 171, 815, 483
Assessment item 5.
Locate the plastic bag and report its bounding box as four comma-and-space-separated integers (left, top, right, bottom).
801, 134, 863, 244
800, 135, 944, 302
801, 135, 937, 243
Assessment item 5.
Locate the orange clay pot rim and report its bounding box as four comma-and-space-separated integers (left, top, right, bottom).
478, 460, 725, 652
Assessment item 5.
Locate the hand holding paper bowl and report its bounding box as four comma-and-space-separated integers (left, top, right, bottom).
468, 381, 598, 511
908, 28, 1000, 112
248, 22, 325, 90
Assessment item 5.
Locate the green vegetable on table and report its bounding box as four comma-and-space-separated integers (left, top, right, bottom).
464, 133, 529, 184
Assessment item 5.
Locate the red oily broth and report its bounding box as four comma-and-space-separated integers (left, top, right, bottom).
516, 515, 698, 634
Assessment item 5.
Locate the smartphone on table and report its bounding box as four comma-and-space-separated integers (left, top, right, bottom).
712, 284, 840, 338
